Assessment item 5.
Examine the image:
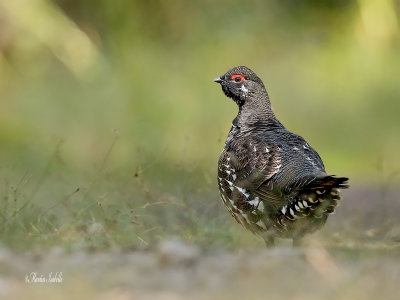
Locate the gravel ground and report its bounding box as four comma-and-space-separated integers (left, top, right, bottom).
1, 238, 399, 300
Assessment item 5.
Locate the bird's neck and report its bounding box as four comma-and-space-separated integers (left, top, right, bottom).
234, 89, 277, 130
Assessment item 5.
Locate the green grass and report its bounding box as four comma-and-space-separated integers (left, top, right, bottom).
0, 135, 239, 252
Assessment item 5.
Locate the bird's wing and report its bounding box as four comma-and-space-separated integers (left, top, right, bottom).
218, 136, 284, 214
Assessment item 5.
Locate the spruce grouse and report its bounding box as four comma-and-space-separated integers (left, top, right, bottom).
214, 66, 349, 247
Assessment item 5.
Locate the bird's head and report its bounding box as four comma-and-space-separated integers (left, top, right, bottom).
213, 66, 266, 106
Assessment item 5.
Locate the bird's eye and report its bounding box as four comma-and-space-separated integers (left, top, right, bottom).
231, 74, 245, 82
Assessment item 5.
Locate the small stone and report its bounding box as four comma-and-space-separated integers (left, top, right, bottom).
156, 238, 200, 267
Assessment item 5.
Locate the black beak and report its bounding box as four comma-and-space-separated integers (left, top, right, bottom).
213, 76, 223, 83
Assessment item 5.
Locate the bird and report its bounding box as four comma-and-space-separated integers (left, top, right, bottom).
214, 66, 349, 247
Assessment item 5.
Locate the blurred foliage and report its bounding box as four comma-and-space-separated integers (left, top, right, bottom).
0, 0, 399, 250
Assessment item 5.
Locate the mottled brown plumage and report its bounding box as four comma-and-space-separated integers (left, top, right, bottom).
214, 66, 349, 247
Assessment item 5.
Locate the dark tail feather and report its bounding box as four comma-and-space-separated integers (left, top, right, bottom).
306, 175, 349, 190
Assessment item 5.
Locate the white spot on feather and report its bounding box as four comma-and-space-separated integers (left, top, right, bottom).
236, 186, 250, 198
290, 208, 295, 217
248, 197, 260, 207
305, 157, 316, 166
240, 85, 248, 94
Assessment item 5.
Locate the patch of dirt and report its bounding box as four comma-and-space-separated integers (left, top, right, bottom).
1, 238, 399, 300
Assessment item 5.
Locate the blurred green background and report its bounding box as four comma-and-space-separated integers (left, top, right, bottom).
0, 0, 399, 251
